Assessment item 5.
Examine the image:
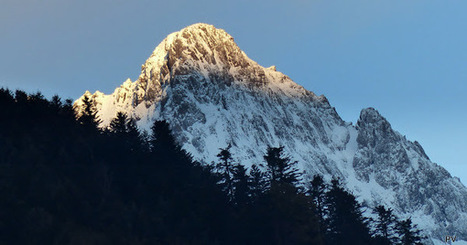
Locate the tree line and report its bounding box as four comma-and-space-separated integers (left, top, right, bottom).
0, 88, 425, 244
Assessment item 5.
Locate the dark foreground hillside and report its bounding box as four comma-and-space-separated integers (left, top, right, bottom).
0, 88, 424, 244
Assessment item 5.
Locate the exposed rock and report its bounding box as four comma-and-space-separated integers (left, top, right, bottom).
75, 23, 467, 243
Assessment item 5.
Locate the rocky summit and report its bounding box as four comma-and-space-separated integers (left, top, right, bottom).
75, 23, 467, 243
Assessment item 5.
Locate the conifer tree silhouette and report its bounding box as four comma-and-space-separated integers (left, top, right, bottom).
372, 205, 397, 244
396, 217, 424, 245
308, 174, 327, 228
0, 87, 430, 245
232, 164, 249, 206
215, 144, 236, 201
257, 146, 322, 244
126, 118, 144, 153
264, 146, 300, 188
325, 178, 371, 245
109, 112, 128, 136
149, 120, 192, 166
248, 164, 267, 201
77, 94, 101, 130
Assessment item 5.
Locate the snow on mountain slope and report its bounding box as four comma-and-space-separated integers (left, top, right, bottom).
75, 23, 467, 243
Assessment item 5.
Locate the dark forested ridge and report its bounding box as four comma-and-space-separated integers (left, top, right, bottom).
0, 88, 425, 244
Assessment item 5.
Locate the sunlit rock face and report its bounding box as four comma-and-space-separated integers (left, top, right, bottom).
75, 23, 467, 243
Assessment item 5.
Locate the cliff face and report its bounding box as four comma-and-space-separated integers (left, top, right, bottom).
75, 23, 467, 242
353, 108, 467, 239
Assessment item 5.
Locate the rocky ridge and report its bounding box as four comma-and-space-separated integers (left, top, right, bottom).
75, 23, 467, 243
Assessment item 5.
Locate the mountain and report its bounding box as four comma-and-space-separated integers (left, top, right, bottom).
75, 23, 467, 243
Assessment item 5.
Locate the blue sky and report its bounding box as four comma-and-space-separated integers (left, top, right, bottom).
1, 0, 466, 184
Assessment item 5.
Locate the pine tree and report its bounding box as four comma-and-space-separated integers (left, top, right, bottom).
150, 121, 176, 151
264, 146, 301, 188
0, 88, 14, 123
248, 164, 267, 201
50, 95, 63, 115
396, 218, 424, 245
250, 146, 323, 244
126, 118, 144, 153
149, 120, 191, 165
215, 145, 234, 198
29, 92, 48, 109
61, 99, 76, 120
232, 164, 249, 206
0, 88, 14, 104
14, 90, 28, 104
308, 174, 327, 227
77, 95, 101, 130
325, 177, 371, 245
108, 112, 143, 154
372, 205, 397, 244
109, 112, 128, 136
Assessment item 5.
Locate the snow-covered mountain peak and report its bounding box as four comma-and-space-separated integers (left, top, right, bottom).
135, 23, 326, 105
142, 23, 251, 78
73, 24, 329, 127
356, 107, 396, 146
356, 107, 394, 130
148, 23, 248, 71
75, 24, 467, 243
358, 107, 384, 123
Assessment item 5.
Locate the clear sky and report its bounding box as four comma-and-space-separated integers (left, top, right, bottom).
1, 0, 466, 184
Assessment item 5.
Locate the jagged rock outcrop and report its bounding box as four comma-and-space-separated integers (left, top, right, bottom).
353, 108, 467, 240
75, 23, 467, 243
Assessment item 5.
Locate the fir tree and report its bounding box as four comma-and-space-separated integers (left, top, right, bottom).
126, 118, 144, 153
109, 112, 128, 136
61, 98, 76, 120
396, 218, 424, 245
308, 174, 327, 227
0, 88, 13, 104
215, 144, 236, 201
264, 146, 301, 188
248, 164, 268, 201
50, 95, 62, 108
149, 120, 191, 165
150, 121, 176, 151
250, 146, 323, 244
372, 205, 397, 244
14, 90, 28, 104
77, 94, 101, 130
49, 95, 64, 117
29, 92, 47, 108
325, 178, 371, 245
232, 164, 249, 206
106, 112, 144, 163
